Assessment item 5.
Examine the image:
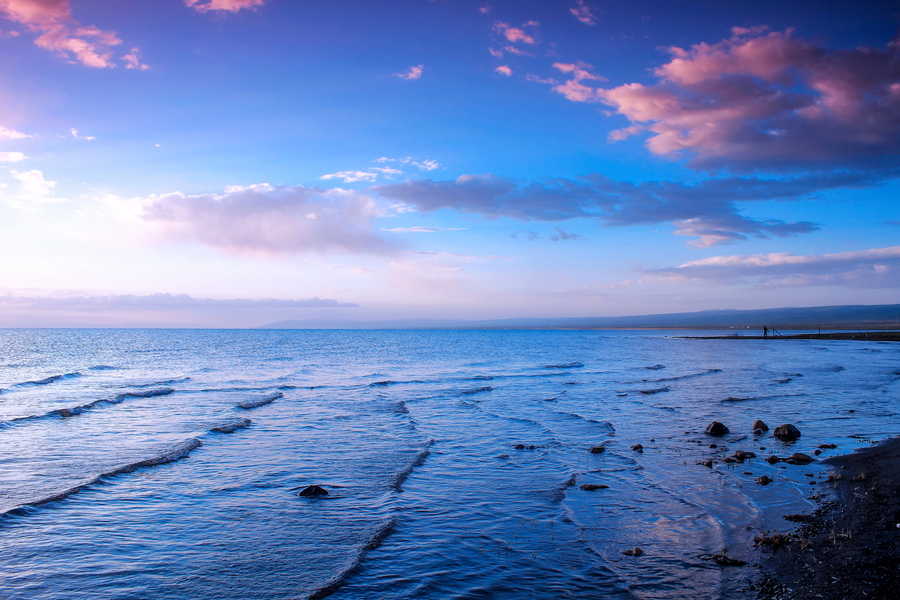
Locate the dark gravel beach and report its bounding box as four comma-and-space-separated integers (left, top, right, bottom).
756, 437, 900, 599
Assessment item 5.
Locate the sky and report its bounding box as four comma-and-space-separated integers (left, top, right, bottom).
0, 0, 898, 327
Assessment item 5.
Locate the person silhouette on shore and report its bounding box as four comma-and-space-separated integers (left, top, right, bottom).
763, 326, 769, 338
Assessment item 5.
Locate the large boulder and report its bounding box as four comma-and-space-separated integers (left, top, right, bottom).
704, 421, 730, 436
773, 424, 801, 440
752, 419, 769, 432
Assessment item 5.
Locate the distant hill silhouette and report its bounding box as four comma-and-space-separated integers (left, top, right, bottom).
255, 303, 900, 330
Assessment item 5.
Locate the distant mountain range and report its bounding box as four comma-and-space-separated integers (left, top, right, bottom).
255, 303, 900, 330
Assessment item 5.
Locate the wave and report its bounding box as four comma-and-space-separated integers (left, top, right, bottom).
0, 388, 175, 427
461, 386, 493, 395
468, 375, 495, 381
544, 362, 584, 369
14, 372, 82, 387
88, 365, 121, 371
236, 391, 283, 410
720, 393, 807, 404
210, 417, 252, 434
0, 438, 203, 520
639, 387, 670, 395
645, 364, 666, 370
307, 517, 398, 600
132, 377, 190, 388
554, 412, 616, 433
649, 368, 723, 383
390, 440, 434, 491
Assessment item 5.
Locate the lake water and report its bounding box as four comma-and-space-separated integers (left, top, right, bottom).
0, 329, 897, 599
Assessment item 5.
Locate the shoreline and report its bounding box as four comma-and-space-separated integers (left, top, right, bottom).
755, 436, 900, 599
682, 331, 900, 342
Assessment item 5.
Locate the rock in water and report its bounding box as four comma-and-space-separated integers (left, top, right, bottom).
752, 419, 769, 432
580, 483, 609, 491
589, 445, 605, 454
632, 444, 643, 452
787, 452, 815, 465
704, 421, 730, 436
298, 485, 329, 497
773, 424, 802, 440
756, 475, 773, 485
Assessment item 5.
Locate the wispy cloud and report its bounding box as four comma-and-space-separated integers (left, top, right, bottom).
548, 27, 900, 173
549, 227, 582, 241
395, 64, 424, 80
320, 170, 380, 183
0, 0, 127, 68
142, 183, 399, 255
184, 0, 264, 13
644, 246, 900, 288
70, 128, 95, 141
12, 169, 61, 202
381, 226, 467, 233
569, 1, 596, 26
0, 151, 27, 162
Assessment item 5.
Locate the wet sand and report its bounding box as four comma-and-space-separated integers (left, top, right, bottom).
755, 437, 900, 599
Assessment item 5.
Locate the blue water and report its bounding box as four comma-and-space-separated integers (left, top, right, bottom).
0, 329, 897, 599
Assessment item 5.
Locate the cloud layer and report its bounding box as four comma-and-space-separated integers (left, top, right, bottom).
142, 183, 397, 255
0, 292, 356, 310
184, 0, 264, 13
552, 27, 900, 172
646, 246, 900, 288
372, 171, 877, 246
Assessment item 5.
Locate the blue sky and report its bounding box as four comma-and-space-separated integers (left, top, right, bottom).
0, 0, 897, 326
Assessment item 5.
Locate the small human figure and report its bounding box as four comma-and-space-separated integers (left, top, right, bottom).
763, 326, 769, 338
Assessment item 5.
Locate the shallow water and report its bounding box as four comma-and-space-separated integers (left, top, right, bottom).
0, 329, 897, 599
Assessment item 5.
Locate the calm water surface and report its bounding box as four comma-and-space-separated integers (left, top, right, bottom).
0, 329, 897, 599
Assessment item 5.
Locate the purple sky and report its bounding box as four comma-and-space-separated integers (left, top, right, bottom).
0, 0, 897, 326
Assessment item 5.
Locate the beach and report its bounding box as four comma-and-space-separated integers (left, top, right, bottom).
756, 437, 900, 599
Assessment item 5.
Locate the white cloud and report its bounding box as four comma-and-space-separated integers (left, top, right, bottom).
495, 65, 512, 76
14, 169, 55, 196
142, 183, 399, 255
381, 227, 467, 232
0, 152, 27, 162
320, 170, 379, 183
0, 126, 28, 139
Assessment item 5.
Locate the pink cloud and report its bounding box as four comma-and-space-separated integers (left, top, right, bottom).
395, 64, 424, 80
494, 21, 537, 45
122, 47, 148, 70
184, 0, 264, 13
495, 65, 512, 76
142, 183, 398, 255
551, 27, 900, 171
570, 1, 596, 26
0, 0, 126, 68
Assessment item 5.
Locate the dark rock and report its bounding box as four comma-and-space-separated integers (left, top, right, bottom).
514, 444, 525, 450
58, 408, 73, 417
752, 419, 769, 432
788, 452, 815, 465
814, 449, 822, 456
753, 428, 764, 436
773, 424, 801, 440
709, 443, 718, 448
698, 459, 714, 468
754, 532, 791, 548
765, 455, 781, 464
818, 443, 837, 449
298, 485, 329, 497
528, 445, 535, 450
580, 483, 609, 491
632, 444, 643, 452
757, 475, 773, 485
705, 421, 730, 436
589, 445, 605, 454
622, 546, 643, 556
705, 550, 746, 567
733, 450, 757, 461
